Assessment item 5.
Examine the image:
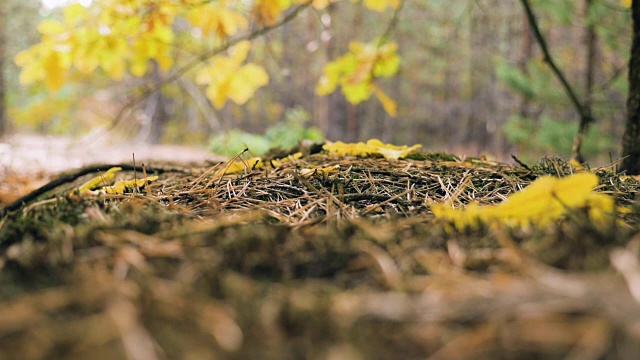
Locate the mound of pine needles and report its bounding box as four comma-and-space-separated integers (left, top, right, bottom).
1, 152, 639, 359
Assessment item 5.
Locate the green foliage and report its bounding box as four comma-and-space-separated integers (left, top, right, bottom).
209, 107, 324, 157
496, 59, 565, 105
496, 61, 535, 99
505, 115, 613, 159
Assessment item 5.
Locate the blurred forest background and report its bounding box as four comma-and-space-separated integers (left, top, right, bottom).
0, 0, 633, 163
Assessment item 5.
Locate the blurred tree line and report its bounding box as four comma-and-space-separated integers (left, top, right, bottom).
0, 0, 632, 163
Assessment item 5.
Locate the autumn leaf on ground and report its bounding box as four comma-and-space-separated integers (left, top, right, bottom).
217, 153, 303, 176
299, 165, 340, 178
323, 139, 421, 159
431, 173, 620, 230
101, 176, 159, 194
74, 167, 122, 195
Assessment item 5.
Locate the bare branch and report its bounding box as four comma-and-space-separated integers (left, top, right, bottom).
519, 0, 594, 162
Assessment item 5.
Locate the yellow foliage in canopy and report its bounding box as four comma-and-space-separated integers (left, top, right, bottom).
187, 1, 248, 38
317, 41, 400, 117
15, 1, 178, 89
323, 139, 421, 159
195, 41, 269, 108
359, 0, 401, 12
252, 0, 292, 25
15, 0, 404, 114
431, 173, 619, 230
622, 0, 631, 8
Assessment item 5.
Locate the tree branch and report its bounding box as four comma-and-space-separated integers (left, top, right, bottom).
519, 0, 594, 162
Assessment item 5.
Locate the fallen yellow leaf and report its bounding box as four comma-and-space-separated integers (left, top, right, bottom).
323, 139, 421, 159
431, 173, 620, 229
75, 167, 122, 195
102, 176, 159, 194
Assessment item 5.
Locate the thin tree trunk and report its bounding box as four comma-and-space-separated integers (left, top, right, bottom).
621, 1, 640, 174
583, 0, 596, 111
520, 0, 594, 163
518, 11, 534, 119
0, 0, 7, 137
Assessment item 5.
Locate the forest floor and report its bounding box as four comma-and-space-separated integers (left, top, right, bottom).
1, 140, 640, 359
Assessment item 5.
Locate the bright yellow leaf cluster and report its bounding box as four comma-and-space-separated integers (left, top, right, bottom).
252, 0, 293, 25
73, 167, 159, 195
15, 0, 251, 91
431, 173, 619, 230
103, 177, 159, 194
323, 139, 421, 159
187, 0, 247, 38
15, 1, 180, 89
317, 41, 400, 117
195, 41, 269, 109
16, 0, 405, 113
622, 0, 632, 8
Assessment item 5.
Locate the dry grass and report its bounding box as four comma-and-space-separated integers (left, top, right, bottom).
1, 152, 639, 359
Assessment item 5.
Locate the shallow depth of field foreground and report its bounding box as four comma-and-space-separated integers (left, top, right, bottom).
1, 150, 640, 359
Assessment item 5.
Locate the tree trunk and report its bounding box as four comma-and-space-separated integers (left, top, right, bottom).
620, 1, 640, 175
582, 0, 596, 112
149, 61, 168, 144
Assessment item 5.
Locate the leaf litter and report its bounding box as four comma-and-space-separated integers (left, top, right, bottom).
0, 145, 640, 359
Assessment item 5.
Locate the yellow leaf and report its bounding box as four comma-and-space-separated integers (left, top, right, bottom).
363, 0, 401, 12
373, 86, 397, 117
198, 42, 269, 108
63, 4, 87, 23
252, 0, 292, 25
569, 159, 587, 171
37, 20, 66, 36
323, 139, 420, 159
299, 165, 340, 178
102, 176, 159, 194
366, 139, 420, 159
317, 40, 400, 117
431, 173, 620, 230
217, 157, 265, 175
269, 152, 303, 167
228, 64, 269, 104
187, 4, 247, 38
622, 0, 631, 8
43, 52, 66, 91
74, 167, 122, 194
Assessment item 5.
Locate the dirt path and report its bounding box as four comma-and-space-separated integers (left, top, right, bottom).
0, 133, 225, 204
0, 133, 224, 174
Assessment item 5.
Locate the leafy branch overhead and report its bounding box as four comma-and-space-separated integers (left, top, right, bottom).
15, 0, 402, 116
